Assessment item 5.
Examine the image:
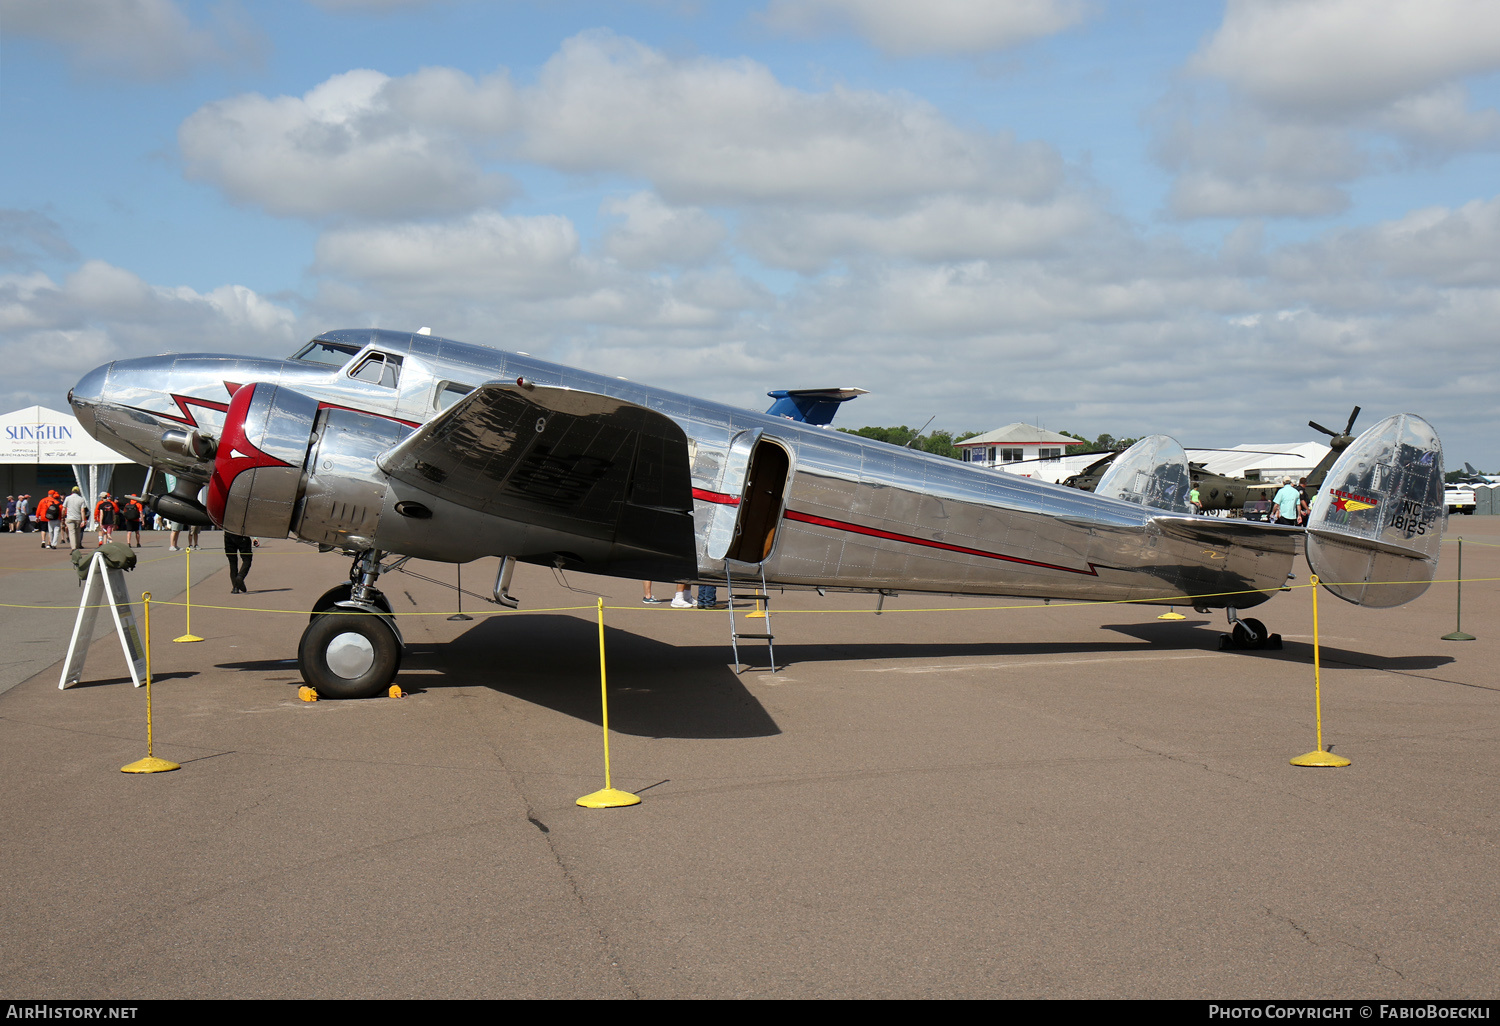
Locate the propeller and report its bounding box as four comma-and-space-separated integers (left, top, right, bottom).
1308, 406, 1361, 450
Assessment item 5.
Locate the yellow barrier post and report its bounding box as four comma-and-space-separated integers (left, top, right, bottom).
1291, 574, 1350, 768
122, 592, 180, 774
577, 597, 640, 808
1442, 537, 1476, 641
174, 547, 203, 643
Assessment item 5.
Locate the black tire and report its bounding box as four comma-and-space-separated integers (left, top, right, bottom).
1232, 617, 1269, 649
310, 584, 392, 622
299, 612, 402, 699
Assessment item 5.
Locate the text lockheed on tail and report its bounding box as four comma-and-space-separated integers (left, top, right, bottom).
68, 329, 1447, 698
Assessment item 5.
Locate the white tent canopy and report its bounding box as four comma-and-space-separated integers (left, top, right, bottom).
1191, 442, 1331, 482
0, 406, 132, 465
2, 405, 136, 520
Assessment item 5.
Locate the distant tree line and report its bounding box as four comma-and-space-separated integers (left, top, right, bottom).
837, 425, 981, 459
1059, 431, 1140, 455
839, 426, 1139, 461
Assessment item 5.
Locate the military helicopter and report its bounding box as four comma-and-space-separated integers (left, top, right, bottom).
1059, 407, 1363, 515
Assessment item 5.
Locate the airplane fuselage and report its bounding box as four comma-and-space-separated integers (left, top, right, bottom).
70, 328, 1300, 608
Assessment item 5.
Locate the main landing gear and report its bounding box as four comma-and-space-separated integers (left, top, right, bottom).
1218, 607, 1282, 651
298, 550, 404, 699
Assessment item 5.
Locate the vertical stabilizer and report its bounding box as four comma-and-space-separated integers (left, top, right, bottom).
1304, 413, 1444, 607
1095, 435, 1193, 514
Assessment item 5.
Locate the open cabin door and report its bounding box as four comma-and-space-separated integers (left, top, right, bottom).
706, 431, 791, 565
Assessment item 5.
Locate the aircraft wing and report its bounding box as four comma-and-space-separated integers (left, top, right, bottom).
377, 381, 695, 561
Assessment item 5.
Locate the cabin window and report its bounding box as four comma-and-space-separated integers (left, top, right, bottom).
349, 352, 403, 389
290, 340, 361, 368
436, 381, 475, 411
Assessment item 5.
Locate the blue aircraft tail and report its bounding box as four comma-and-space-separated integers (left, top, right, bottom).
765, 387, 868, 426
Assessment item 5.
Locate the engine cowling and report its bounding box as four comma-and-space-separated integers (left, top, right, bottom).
206, 381, 414, 546
207, 382, 320, 537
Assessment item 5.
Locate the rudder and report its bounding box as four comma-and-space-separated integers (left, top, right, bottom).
1304, 413, 1444, 607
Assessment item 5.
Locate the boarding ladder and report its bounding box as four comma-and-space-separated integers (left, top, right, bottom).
725, 561, 777, 674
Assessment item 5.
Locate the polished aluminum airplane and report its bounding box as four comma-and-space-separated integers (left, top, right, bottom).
68, 328, 1448, 697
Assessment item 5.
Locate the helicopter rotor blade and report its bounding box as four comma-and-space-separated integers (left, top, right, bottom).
1308, 420, 1338, 437
1343, 406, 1361, 436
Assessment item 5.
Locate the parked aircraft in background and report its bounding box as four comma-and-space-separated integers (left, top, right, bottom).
1062, 407, 1365, 515
69, 330, 1447, 698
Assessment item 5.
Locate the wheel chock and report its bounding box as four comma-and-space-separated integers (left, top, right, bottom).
387, 685, 405, 699
298, 685, 319, 702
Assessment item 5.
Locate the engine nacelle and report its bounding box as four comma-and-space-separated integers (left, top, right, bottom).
296, 407, 411, 549
206, 381, 412, 547
208, 382, 320, 538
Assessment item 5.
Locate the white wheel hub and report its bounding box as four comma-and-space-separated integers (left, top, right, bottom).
326, 631, 375, 678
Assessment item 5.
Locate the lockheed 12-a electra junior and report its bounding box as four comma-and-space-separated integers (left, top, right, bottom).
67, 329, 1447, 698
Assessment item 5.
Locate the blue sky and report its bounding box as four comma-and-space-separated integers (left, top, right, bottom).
3, 0, 1498, 466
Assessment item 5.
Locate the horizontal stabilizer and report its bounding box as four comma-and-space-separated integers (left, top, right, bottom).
764, 388, 867, 426
1304, 413, 1444, 607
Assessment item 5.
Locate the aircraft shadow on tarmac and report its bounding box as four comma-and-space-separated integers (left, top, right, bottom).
1100, 620, 1456, 672
69, 671, 198, 688
400, 614, 782, 740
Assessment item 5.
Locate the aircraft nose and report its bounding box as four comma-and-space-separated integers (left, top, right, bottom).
69, 362, 112, 436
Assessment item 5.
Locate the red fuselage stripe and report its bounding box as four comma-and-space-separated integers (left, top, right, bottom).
692, 487, 741, 505
781, 508, 1101, 577
692, 486, 1095, 575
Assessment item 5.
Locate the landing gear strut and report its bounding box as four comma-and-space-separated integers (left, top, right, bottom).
298, 549, 403, 699
1218, 607, 1282, 651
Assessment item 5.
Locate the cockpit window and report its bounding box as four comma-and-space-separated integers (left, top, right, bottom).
291, 340, 362, 367
349, 352, 403, 389
436, 381, 475, 411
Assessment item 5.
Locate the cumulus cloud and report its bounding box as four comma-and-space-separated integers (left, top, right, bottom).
0, 260, 298, 410
178, 68, 516, 219
1191, 0, 1500, 117
0, 210, 78, 269
1159, 0, 1500, 220
520, 32, 1062, 206
741, 193, 1099, 271
599, 193, 728, 269
1272, 196, 1500, 289
178, 31, 1064, 222
1, 0, 261, 79
759, 0, 1088, 56
315, 210, 585, 298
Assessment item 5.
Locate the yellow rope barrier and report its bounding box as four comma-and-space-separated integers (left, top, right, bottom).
3, 574, 1498, 617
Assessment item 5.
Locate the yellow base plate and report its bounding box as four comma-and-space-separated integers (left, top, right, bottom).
576, 787, 641, 808
1157, 612, 1187, 620
1290, 749, 1351, 767
173, 634, 203, 643
121, 756, 180, 773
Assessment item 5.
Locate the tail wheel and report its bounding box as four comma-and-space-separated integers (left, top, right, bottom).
299, 612, 401, 699
1232, 617, 1269, 649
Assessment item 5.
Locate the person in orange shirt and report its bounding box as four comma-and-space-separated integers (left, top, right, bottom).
36, 490, 62, 549
120, 497, 144, 548
94, 493, 119, 546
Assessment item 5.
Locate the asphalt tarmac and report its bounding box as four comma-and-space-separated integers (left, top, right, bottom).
2, 520, 1497, 999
